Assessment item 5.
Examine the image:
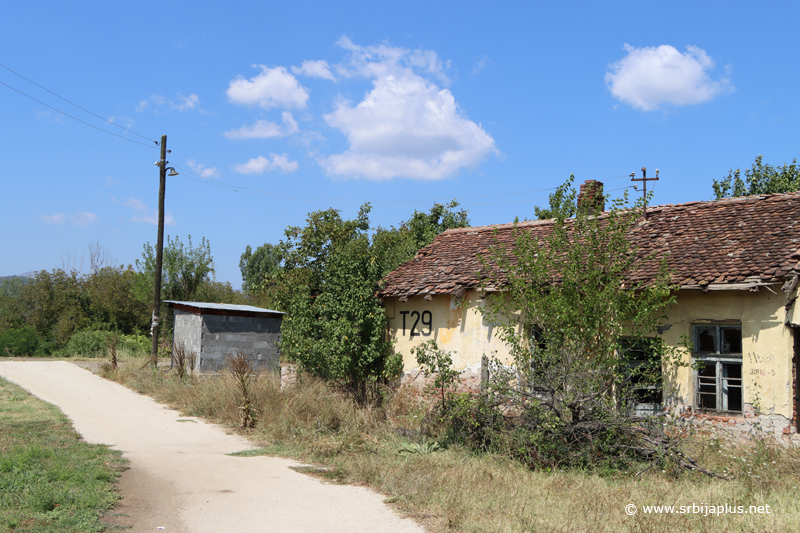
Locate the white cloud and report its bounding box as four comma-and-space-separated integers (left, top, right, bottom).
605, 44, 732, 111
186, 159, 220, 178
41, 213, 66, 224
109, 115, 134, 128
124, 198, 176, 225
223, 38, 495, 181
131, 211, 176, 226
224, 111, 300, 139
174, 93, 200, 111
320, 40, 496, 181
124, 198, 148, 211
226, 66, 309, 109
291, 60, 335, 81
137, 94, 200, 113
472, 55, 491, 75
72, 212, 97, 228
41, 212, 97, 226
335, 36, 450, 84
232, 154, 299, 175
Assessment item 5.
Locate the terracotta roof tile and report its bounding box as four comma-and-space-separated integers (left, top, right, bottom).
379, 192, 800, 298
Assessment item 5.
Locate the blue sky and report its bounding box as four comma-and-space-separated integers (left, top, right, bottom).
2, 1, 798, 286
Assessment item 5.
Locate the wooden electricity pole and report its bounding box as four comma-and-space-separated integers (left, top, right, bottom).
630, 167, 659, 220
150, 134, 167, 367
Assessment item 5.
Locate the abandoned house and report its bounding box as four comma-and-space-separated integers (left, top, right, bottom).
167, 301, 284, 373
378, 183, 800, 441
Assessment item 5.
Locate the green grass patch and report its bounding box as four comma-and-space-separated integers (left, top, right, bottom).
0, 377, 127, 532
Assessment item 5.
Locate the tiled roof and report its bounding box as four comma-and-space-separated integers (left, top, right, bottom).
378, 192, 800, 298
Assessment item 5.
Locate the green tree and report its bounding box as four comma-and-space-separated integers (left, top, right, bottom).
372, 200, 470, 276
712, 155, 800, 199
136, 235, 216, 338
534, 177, 578, 220
277, 204, 401, 402
22, 269, 90, 347
478, 181, 678, 467
83, 266, 150, 335
194, 279, 249, 305
239, 243, 282, 293
0, 277, 28, 300
136, 235, 215, 303
0, 278, 27, 332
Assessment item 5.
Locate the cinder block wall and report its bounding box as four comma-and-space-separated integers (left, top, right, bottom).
198, 314, 281, 372
173, 309, 202, 368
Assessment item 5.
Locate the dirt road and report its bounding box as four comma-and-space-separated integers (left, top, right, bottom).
0, 361, 425, 532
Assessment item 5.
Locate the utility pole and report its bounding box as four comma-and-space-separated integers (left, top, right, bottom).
150, 134, 167, 367
630, 167, 659, 221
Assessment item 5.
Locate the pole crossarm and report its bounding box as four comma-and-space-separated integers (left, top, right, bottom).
630, 167, 659, 220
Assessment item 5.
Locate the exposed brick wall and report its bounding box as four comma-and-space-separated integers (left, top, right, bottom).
666, 402, 799, 444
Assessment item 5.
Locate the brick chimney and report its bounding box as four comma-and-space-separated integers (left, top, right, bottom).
577, 180, 604, 214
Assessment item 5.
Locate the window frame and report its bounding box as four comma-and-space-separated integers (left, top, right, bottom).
619, 337, 663, 416
692, 323, 743, 414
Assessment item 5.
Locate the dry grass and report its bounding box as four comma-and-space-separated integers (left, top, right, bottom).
101, 358, 800, 532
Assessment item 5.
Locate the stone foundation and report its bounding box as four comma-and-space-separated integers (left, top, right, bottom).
665, 402, 800, 445
280, 364, 297, 391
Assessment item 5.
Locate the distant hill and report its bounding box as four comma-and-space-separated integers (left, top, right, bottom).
0, 273, 36, 283
0, 274, 35, 286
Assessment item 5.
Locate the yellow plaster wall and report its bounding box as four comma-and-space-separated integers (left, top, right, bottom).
385, 291, 517, 371
659, 289, 794, 418
384, 287, 796, 417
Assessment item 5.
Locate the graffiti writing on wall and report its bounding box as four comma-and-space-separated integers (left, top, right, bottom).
747, 352, 775, 364
400, 310, 432, 338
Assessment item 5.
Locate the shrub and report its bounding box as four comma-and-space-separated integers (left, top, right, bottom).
62, 330, 108, 357
0, 327, 41, 356
62, 330, 150, 358
119, 334, 150, 357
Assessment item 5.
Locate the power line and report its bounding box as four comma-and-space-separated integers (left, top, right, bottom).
174, 164, 635, 208
0, 63, 158, 145
1, 80, 157, 149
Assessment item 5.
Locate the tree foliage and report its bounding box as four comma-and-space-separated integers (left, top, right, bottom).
240, 201, 468, 400
1, 239, 233, 356
0, 279, 27, 332
471, 179, 681, 468
712, 155, 800, 199
372, 200, 469, 276
276, 204, 401, 402
136, 235, 215, 302
239, 243, 282, 293
534, 178, 578, 220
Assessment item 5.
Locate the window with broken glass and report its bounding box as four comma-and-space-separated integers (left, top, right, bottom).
619, 338, 663, 416
693, 324, 743, 414
521, 326, 549, 392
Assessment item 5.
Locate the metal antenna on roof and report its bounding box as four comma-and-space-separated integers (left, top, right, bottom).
631, 167, 659, 221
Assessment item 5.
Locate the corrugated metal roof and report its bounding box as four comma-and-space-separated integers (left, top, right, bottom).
165, 301, 285, 314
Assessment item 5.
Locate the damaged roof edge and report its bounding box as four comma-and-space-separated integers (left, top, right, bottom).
165, 300, 285, 315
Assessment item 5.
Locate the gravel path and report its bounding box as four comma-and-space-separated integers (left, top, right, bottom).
0, 360, 425, 533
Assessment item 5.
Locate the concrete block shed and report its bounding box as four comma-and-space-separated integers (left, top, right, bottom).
166, 301, 284, 373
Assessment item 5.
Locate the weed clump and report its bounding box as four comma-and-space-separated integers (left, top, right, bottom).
227, 350, 258, 429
